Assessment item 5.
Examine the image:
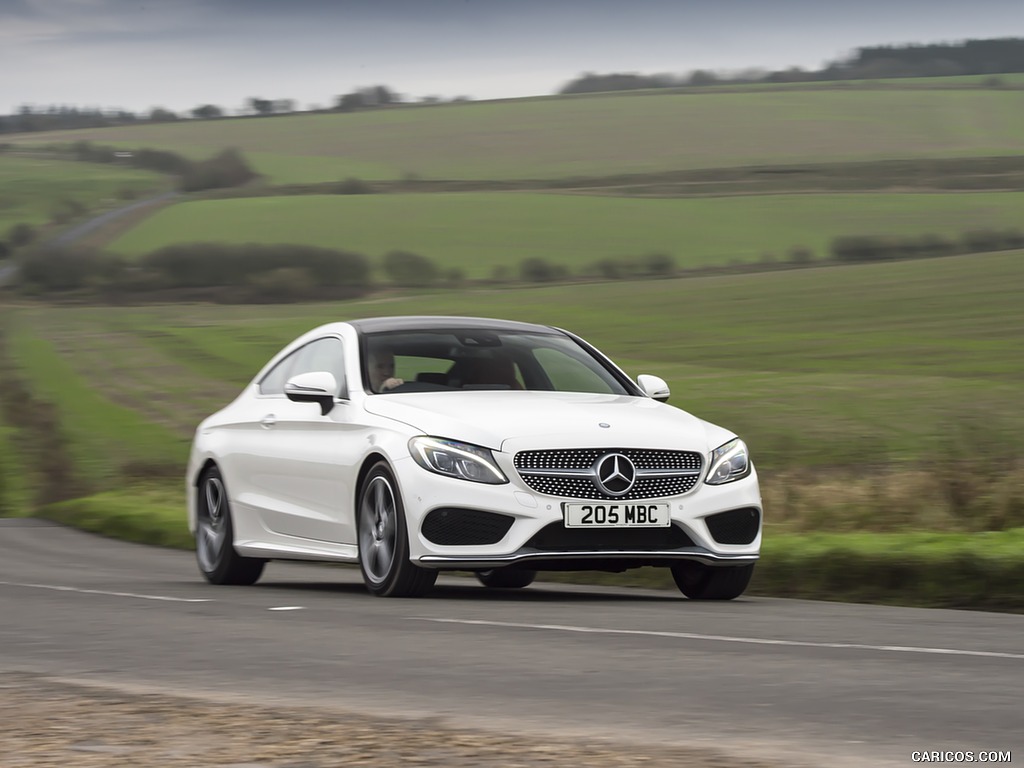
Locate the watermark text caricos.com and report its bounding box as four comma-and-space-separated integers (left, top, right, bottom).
912, 752, 1011, 763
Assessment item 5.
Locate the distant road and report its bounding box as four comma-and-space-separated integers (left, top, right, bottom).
1, 521, 1020, 767
0, 190, 178, 287
47, 189, 178, 247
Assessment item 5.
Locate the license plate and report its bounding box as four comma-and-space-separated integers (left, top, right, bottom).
563, 502, 670, 528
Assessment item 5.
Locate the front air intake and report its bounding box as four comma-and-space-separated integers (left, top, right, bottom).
705, 508, 761, 545
421, 508, 515, 546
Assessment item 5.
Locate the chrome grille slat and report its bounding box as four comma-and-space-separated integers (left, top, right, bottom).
514, 448, 703, 500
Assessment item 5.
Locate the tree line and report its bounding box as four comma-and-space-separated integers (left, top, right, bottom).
559, 37, 1024, 93
0, 85, 466, 135
8, 226, 1021, 302
4, 36, 1023, 135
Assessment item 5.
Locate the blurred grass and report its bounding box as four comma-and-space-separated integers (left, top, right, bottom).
6, 323, 189, 485
40, 485, 192, 549
107, 191, 1024, 277
0, 418, 31, 517
19, 249, 1019, 472
0, 154, 163, 234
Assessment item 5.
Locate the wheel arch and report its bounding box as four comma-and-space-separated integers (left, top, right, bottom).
355, 451, 390, 503
193, 458, 218, 486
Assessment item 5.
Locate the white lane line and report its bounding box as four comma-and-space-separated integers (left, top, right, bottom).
0, 581, 213, 603
268, 606, 305, 611
411, 618, 1024, 661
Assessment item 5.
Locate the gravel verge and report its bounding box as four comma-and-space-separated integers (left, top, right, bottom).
0, 673, 787, 768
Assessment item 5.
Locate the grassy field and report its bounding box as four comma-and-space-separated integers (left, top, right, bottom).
7, 250, 1023, 525
10, 88, 1024, 183
0, 154, 165, 235
107, 191, 1024, 276
0, 417, 30, 516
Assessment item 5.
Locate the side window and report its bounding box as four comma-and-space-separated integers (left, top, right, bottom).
287, 337, 346, 395
258, 355, 294, 396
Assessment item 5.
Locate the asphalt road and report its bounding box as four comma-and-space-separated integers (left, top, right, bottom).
1, 520, 1020, 767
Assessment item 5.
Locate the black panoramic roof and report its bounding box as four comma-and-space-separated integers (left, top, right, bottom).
349, 316, 561, 335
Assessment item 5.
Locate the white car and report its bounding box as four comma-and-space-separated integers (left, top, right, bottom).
187, 316, 761, 599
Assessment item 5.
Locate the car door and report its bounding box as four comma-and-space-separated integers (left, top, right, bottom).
247, 336, 360, 544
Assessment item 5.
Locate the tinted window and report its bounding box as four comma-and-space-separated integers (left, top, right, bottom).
260, 337, 345, 396
258, 357, 293, 395
362, 329, 630, 395
290, 337, 346, 394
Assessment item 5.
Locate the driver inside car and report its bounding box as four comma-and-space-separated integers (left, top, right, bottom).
367, 348, 404, 392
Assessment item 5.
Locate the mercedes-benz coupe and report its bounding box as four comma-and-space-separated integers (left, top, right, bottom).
187, 316, 762, 599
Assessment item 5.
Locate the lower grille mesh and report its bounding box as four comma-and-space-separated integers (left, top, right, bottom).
525, 523, 695, 551
705, 508, 761, 545
421, 508, 514, 546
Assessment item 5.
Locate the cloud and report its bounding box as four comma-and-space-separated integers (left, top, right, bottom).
2, 0, 1023, 113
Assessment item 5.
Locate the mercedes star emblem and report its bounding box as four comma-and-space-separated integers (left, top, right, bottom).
594, 452, 636, 496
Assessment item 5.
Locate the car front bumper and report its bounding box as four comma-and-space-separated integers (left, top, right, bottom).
394, 455, 763, 570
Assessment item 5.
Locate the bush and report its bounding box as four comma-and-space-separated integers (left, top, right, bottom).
787, 246, 814, 265
831, 235, 892, 262
444, 267, 466, 287
179, 148, 256, 192
7, 223, 36, 248
245, 267, 316, 302
49, 198, 87, 226
132, 147, 191, 175
593, 258, 623, 279
640, 252, 676, 276
334, 177, 374, 194
381, 250, 438, 287
909, 234, 957, 259
520, 257, 564, 283
17, 246, 127, 292
962, 228, 1024, 253
139, 243, 371, 296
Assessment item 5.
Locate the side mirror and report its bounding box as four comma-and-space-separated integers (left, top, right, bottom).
637, 374, 670, 402
285, 371, 338, 415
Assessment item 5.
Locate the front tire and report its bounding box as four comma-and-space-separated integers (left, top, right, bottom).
671, 562, 753, 600
196, 466, 265, 586
357, 462, 437, 597
476, 569, 536, 589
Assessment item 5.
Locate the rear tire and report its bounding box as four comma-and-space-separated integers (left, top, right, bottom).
195, 466, 265, 586
357, 462, 438, 597
671, 562, 753, 600
475, 569, 536, 589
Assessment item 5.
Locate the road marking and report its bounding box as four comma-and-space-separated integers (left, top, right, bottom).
268, 606, 305, 611
412, 618, 1024, 660
0, 581, 213, 603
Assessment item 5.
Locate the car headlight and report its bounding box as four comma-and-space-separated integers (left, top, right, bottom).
409, 437, 508, 484
705, 438, 751, 485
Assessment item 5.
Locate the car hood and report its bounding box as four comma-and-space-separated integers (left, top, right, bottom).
362, 391, 727, 453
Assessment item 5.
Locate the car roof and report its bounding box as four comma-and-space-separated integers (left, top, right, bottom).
347, 316, 561, 335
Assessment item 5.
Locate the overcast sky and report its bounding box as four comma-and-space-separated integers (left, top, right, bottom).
2, 0, 1023, 114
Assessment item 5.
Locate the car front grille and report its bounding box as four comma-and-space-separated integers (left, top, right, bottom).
514, 448, 703, 500
525, 523, 695, 551
704, 507, 761, 545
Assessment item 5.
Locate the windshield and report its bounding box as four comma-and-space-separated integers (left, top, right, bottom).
361, 329, 633, 395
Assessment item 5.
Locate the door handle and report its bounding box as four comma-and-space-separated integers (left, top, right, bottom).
260, 414, 277, 428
